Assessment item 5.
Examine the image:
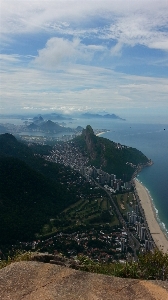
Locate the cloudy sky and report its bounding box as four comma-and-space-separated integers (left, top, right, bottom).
0, 0, 168, 116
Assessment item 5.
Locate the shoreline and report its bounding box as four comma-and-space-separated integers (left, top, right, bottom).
134, 178, 168, 253
95, 131, 106, 136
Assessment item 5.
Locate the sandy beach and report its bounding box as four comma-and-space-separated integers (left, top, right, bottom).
95, 131, 106, 136
134, 179, 168, 253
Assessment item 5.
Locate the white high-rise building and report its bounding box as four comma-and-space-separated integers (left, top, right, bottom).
121, 238, 125, 252
145, 240, 153, 251
135, 221, 141, 236
135, 205, 139, 214
127, 212, 130, 220
140, 227, 146, 240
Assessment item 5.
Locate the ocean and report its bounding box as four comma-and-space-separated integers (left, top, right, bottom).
1, 117, 168, 237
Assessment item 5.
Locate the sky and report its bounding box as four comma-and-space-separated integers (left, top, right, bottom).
0, 0, 168, 118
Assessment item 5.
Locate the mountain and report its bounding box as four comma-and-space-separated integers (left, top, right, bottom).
0, 156, 63, 243
0, 134, 67, 182
38, 113, 73, 120
0, 130, 150, 244
27, 120, 72, 133
76, 126, 84, 131
33, 115, 44, 122
32, 115, 44, 124
73, 125, 149, 181
0, 134, 83, 243
81, 113, 125, 120
0, 133, 32, 159
40, 120, 66, 132
27, 123, 39, 130
0, 133, 83, 190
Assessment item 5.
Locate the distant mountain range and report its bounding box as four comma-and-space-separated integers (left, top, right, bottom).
23, 113, 73, 121
38, 113, 73, 120
0, 116, 84, 135
80, 113, 125, 120
27, 119, 82, 133
0, 113, 73, 121
27, 119, 67, 133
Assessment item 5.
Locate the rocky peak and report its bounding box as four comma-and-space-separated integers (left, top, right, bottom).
82, 125, 97, 159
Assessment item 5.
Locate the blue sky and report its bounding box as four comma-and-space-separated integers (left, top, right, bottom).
0, 0, 168, 117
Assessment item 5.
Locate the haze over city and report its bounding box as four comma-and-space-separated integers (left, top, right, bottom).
0, 0, 168, 121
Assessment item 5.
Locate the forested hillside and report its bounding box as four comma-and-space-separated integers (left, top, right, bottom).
74, 125, 149, 180
0, 134, 83, 243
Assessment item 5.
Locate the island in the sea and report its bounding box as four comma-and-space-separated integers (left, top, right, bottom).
80, 113, 126, 121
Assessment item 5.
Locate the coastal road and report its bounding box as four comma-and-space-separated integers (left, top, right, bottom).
93, 180, 140, 259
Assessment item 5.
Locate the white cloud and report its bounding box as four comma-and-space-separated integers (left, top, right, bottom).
0, 54, 20, 62
33, 37, 108, 69
110, 42, 123, 56
34, 38, 81, 68
0, 1, 168, 114
105, 11, 168, 52
1, 54, 168, 113
149, 39, 168, 51
1, 0, 168, 51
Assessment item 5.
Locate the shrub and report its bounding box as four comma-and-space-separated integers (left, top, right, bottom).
0, 250, 32, 270
77, 249, 168, 280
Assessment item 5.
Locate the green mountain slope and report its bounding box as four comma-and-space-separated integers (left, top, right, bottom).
0, 133, 103, 244
0, 134, 75, 185
74, 125, 149, 181
0, 156, 79, 244
0, 134, 84, 243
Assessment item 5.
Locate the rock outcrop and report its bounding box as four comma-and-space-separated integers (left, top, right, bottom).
0, 261, 168, 300
82, 125, 98, 160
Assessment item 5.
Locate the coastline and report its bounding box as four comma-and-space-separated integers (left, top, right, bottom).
134, 178, 168, 253
95, 131, 106, 136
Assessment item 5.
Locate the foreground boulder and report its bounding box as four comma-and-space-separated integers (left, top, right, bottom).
0, 261, 168, 300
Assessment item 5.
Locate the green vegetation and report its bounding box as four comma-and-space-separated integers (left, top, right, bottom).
74, 125, 149, 180
114, 192, 135, 214
0, 250, 32, 270
0, 131, 167, 282
50, 196, 119, 234
0, 132, 152, 270
0, 134, 100, 244
0, 156, 78, 243
0, 132, 145, 246
1, 249, 168, 281
78, 249, 168, 280
0, 154, 104, 243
